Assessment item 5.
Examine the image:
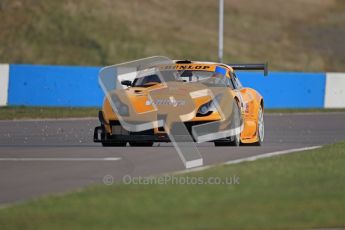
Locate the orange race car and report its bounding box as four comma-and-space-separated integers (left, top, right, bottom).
94, 60, 267, 147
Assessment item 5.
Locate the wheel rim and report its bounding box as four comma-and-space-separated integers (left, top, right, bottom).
258, 107, 264, 142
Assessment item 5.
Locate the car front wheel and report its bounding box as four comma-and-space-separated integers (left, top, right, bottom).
214, 103, 241, 147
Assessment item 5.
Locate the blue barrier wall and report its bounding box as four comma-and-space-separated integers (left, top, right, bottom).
6, 64, 326, 108
237, 72, 326, 108
8, 64, 103, 107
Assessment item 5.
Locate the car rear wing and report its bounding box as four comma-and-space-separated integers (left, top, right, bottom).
228, 63, 268, 76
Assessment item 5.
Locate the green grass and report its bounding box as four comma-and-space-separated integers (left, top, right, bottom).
0, 0, 345, 71
1, 141, 345, 229
0, 106, 99, 120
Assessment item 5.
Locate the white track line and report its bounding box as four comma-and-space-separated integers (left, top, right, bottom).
0, 157, 122, 161
173, 145, 322, 175
224, 145, 321, 165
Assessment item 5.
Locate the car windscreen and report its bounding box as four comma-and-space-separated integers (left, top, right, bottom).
179, 70, 228, 87
132, 74, 162, 87
132, 70, 227, 87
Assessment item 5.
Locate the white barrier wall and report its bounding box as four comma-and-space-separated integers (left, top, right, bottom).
325, 73, 345, 108
0, 64, 9, 106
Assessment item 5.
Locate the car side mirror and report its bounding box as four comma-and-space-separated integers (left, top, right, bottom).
121, 80, 132, 87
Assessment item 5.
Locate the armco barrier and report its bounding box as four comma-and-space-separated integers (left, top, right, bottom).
8, 64, 103, 107
237, 72, 326, 108
0, 63, 343, 108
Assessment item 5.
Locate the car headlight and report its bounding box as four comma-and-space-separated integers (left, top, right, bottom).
110, 94, 129, 116
117, 104, 129, 116
198, 102, 210, 115
197, 95, 221, 115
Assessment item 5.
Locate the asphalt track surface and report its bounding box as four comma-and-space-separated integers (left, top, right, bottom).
1, 112, 345, 205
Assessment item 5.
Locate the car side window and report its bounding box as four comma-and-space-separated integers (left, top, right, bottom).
226, 77, 235, 89
229, 73, 238, 89
232, 73, 242, 89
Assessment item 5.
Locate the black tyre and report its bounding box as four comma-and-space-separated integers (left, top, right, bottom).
129, 141, 154, 147
214, 103, 241, 147
102, 142, 127, 147
99, 125, 127, 147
